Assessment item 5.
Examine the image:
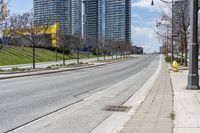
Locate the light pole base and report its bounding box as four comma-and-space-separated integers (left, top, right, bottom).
187, 74, 200, 90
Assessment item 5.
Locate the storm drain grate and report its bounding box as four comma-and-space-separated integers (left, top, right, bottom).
104, 106, 132, 112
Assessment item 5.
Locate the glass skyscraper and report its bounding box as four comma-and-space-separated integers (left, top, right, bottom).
84, 0, 98, 46
84, 0, 131, 46
33, 0, 82, 35
71, 0, 82, 36
104, 0, 131, 42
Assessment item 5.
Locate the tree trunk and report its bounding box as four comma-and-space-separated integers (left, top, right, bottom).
181, 37, 184, 65
181, 44, 184, 65
182, 13, 188, 67
112, 51, 114, 60
97, 48, 100, 61
55, 47, 58, 62
77, 49, 79, 64
32, 45, 35, 69
166, 46, 169, 57
63, 47, 65, 66
184, 38, 188, 66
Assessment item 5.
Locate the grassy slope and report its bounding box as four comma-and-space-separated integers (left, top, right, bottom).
0, 46, 95, 66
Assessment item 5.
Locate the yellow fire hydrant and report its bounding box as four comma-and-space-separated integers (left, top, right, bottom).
172, 60, 179, 72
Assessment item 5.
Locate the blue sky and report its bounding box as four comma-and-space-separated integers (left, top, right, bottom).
132, 0, 162, 53
10, 0, 33, 14
10, 0, 168, 53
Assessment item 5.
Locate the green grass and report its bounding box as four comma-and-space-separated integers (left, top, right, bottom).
0, 46, 96, 66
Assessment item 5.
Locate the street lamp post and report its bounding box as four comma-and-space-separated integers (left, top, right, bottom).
171, 0, 174, 63
151, 0, 174, 63
187, 0, 199, 90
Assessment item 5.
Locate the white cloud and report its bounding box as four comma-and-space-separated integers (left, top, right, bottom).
144, 19, 159, 26
132, 26, 160, 53
133, 26, 157, 42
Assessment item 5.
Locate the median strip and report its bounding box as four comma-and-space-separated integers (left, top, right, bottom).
0, 59, 126, 80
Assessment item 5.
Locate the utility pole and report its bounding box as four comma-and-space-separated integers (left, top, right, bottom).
171, 0, 174, 63
167, 25, 169, 57
187, 0, 199, 90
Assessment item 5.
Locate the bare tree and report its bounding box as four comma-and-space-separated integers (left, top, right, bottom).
176, 5, 189, 66
14, 12, 51, 69
102, 43, 107, 61
0, 0, 12, 49
58, 32, 70, 66
89, 37, 101, 61
124, 41, 132, 58
113, 40, 119, 59
0, 14, 20, 49
70, 34, 83, 64
155, 3, 189, 66
116, 40, 125, 59
105, 38, 115, 59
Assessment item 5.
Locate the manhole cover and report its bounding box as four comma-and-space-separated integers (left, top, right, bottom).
104, 106, 132, 112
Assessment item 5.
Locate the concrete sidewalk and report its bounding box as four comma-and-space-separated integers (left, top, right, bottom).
121, 58, 173, 133
170, 69, 200, 133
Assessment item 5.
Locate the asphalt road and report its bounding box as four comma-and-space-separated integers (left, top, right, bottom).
0, 55, 159, 133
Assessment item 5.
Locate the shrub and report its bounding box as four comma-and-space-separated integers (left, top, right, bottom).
165, 56, 171, 62
46, 66, 52, 69
165, 56, 182, 64
175, 57, 182, 63
11, 67, 20, 71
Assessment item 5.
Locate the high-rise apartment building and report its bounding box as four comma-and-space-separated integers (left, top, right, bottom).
33, 0, 82, 35
84, 0, 98, 46
71, 0, 82, 36
84, 0, 131, 46
104, 0, 131, 42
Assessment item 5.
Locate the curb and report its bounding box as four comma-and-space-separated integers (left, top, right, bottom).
169, 67, 200, 71
90, 55, 163, 133
0, 59, 124, 80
